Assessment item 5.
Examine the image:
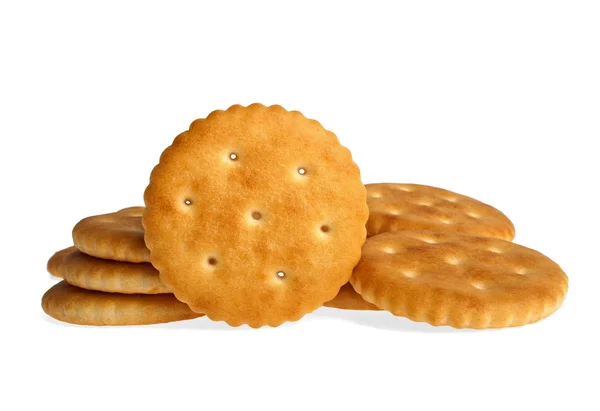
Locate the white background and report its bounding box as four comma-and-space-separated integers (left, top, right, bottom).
1, 1, 599, 410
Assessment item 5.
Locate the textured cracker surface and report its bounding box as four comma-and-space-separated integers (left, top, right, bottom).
144, 104, 368, 327
47, 246, 77, 277
72, 207, 149, 263
324, 283, 380, 311
41, 281, 202, 326
366, 184, 515, 240
60, 250, 169, 294
351, 231, 568, 329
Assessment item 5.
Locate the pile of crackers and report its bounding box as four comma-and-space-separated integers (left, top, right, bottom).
43, 104, 568, 329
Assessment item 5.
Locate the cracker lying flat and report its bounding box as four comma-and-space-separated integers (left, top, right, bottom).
72, 206, 149, 263
351, 231, 568, 328
41, 281, 202, 326
144, 103, 368, 327
60, 249, 169, 294
366, 183, 515, 240
47, 246, 77, 277
324, 283, 380, 311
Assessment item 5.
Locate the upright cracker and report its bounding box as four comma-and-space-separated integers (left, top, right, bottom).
42, 281, 202, 326
60, 250, 169, 294
47, 246, 77, 277
324, 283, 380, 311
351, 231, 568, 329
366, 183, 515, 240
72, 206, 149, 263
144, 103, 368, 327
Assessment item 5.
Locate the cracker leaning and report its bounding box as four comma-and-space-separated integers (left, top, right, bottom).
72, 207, 149, 263
42, 281, 202, 326
60, 249, 169, 294
351, 231, 568, 329
47, 246, 77, 277
366, 184, 515, 240
324, 283, 380, 311
144, 103, 368, 327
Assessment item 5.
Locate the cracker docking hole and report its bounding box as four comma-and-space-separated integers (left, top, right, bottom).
515, 267, 527, 275
446, 256, 461, 265
472, 282, 486, 290
421, 237, 440, 244
403, 270, 418, 278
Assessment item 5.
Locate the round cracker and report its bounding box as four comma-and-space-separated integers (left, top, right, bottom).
72, 206, 149, 263
42, 281, 202, 326
144, 103, 368, 327
47, 246, 77, 277
366, 183, 515, 240
60, 250, 169, 294
324, 283, 380, 311
351, 231, 568, 329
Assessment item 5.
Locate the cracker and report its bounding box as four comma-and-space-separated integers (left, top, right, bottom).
117, 206, 146, 215
72, 206, 149, 263
324, 283, 380, 311
144, 103, 368, 327
351, 231, 568, 328
60, 250, 169, 294
47, 246, 77, 277
42, 281, 202, 326
366, 183, 515, 240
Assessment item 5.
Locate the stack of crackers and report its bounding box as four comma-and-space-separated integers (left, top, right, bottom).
43, 104, 568, 329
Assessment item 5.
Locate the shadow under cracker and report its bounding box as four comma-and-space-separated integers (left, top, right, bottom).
309, 307, 489, 333
40, 309, 499, 332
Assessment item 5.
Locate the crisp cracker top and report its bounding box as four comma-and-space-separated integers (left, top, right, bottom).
352, 230, 568, 328
143, 103, 368, 327
72, 207, 149, 263
366, 183, 515, 240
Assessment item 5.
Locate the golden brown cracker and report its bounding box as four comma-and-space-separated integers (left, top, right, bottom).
324, 283, 380, 311
116, 206, 145, 216
144, 103, 368, 327
366, 183, 515, 240
72, 207, 149, 263
47, 246, 77, 277
42, 281, 202, 326
351, 231, 568, 328
60, 250, 169, 294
